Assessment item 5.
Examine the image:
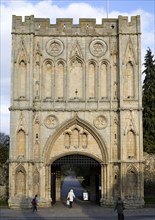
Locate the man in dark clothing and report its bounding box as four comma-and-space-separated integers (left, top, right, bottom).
114, 197, 125, 220
32, 194, 38, 212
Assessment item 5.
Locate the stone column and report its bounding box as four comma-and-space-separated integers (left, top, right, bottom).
56, 170, 61, 201
139, 163, 145, 206
106, 164, 110, 202
120, 163, 125, 199
100, 164, 108, 206
9, 163, 15, 198
45, 164, 52, 206
45, 165, 49, 199
101, 164, 104, 199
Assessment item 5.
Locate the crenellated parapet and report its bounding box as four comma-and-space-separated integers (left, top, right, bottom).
12, 15, 140, 36
118, 15, 141, 34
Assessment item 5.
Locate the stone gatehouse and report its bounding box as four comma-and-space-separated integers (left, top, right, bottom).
9, 15, 144, 208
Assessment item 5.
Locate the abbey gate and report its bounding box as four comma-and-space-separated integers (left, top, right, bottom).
9, 15, 144, 208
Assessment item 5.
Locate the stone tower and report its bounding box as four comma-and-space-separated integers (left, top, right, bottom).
9, 15, 144, 208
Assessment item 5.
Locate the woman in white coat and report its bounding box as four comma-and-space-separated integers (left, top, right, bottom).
67, 189, 75, 208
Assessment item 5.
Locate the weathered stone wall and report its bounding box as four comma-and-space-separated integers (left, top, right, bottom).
9, 15, 143, 207
1, 153, 154, 201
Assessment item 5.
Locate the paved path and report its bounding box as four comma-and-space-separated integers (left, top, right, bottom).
0, 201, 155, 220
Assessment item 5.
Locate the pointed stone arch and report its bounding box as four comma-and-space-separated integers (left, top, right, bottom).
69, 58, 84, 99
16, 129, 26, 158
124, 114, 138, 159
16, 112, 26, 158
123, 37, 137, 99
70, 40, 84, 61
69, 41, 84, 99
18, 48, 27, 65
43, 59, 54, 99
43, 115, 108, 164
15, 164, 26, 173
16, 40, 28, 98
55, 59, 66, 100
87, 60, 97, 99
64, 132, 71, 149
17, 111, 25, 132
70, 55, 84, 65
125, 164, 138, 198
124, 113, 138, 136
15, 38, 29, 64
99, 59, 110, 99
15, 165, 26, 196
81, 129, 89, 149
123, 37, 137, 65
125, 127, 137, 159
71, 126, 80, 148
127, 163, 138, 173
125, 61, 134, 98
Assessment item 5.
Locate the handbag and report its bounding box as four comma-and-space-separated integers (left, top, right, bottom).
67, 199, 70, 205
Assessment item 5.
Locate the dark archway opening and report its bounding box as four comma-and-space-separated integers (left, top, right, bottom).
51, 154, 101, 204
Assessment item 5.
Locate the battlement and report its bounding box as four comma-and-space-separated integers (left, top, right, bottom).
118, 15, 141, 33
12, 15, 140, 35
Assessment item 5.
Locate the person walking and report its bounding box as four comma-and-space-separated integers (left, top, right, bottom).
114, 197, 125, 220
31, 194, 38, 212
67, 189, 75, 208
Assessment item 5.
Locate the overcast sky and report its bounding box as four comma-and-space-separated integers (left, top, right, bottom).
0, 0, 155, 135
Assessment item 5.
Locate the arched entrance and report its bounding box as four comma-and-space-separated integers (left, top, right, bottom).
51, 154, 101, 204
43, 116, 109, 206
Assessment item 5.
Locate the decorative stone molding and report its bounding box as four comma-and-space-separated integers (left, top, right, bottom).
94, 115, 107, 129
89, 39, 107, 57
44, 114, 58, 129
124, 111, 138, 136
46, 39, 64, 56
